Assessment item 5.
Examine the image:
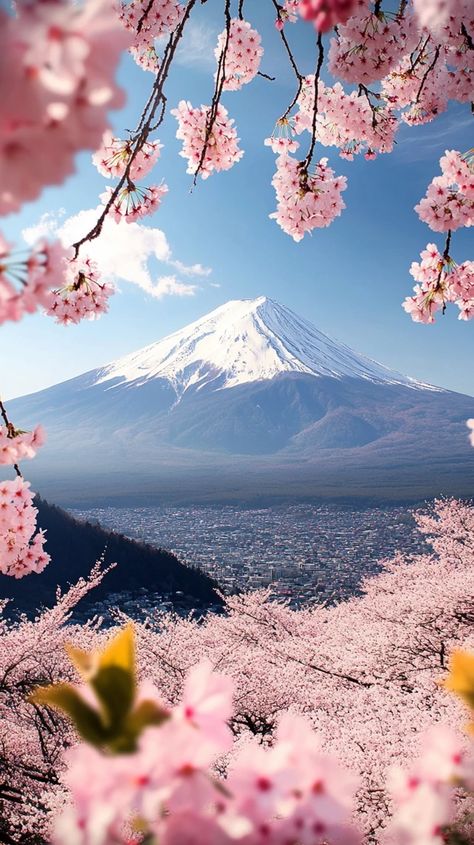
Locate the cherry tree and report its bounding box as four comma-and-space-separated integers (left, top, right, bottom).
1, 499, 474, 843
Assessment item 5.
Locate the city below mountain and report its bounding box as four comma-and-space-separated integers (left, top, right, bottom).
9, 297, 474, 505
0, 499, 222, 618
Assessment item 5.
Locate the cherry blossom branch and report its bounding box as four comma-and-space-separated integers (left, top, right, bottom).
0, 399, 22, 478
302, 31, 324, 173
358, 83, 382, 129
72, 0, 199, 257
415, 44, 440, 104
408, 34, 430, 73
438, 228, 452, 309
271, 0, 304, 119
193, 0, 232, 183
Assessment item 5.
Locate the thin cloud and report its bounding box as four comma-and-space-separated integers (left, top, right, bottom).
169, 259, 212, 277
152, 275, 198, 299
175, 20, 218, 71
23, 208, 209, 300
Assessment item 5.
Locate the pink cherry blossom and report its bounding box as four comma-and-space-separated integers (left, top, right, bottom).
92, 131, 162, 180
295, 77, 398, 157
46, 255, 114, 325
172, 100, 244, 179
101, 183, 168, 222
403, 243, 473, 323
0, 0, 131, 215
0, 234, 69, 326
269, 154, 347, 241
0, 425, 45, 466
381, 50, 450, 127
215, 19, 263, 91
118, 0, 184, 72
298, 0, 363, 33
415, 150, 474, 232
328, 10, 418, 84
0, 477, 50, 578
388, 726, 474, 845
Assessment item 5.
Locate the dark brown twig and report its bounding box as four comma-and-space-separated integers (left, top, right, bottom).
72, 0, 198, 257
193, 0, 232, 183
0, 399, 22, 478
415, 44, 440, 103
271, 0, 304, 120
302, 31, 324, 174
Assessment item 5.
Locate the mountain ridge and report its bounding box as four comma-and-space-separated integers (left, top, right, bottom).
6, 297, 474, 504
91, 297, 439, 400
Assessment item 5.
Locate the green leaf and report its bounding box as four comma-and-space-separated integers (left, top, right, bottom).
91, 665, 136, 732
29, 684, 106, 747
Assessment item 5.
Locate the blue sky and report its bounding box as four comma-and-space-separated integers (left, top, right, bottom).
2, 2, 473, 400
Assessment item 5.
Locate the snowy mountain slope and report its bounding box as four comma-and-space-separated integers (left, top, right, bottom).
8, 297, 474, 504
94, 297, 437, 397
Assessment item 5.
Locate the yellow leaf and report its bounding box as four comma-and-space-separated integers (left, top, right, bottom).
98, 624, 135, 676
65, 644, 96, 680
444, 651, 474, 711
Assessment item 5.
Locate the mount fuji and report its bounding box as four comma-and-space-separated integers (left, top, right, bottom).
8, 297, 474, 505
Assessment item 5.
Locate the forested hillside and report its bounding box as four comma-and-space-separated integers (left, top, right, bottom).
0, 498, 222, 616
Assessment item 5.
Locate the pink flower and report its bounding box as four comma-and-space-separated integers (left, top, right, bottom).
415, 150, 474, 233
328, 10, 418, 84
0, 235, 69, 326
0, 425, 45, 466
176, 661, 234, 751
0, 0, 131, 215
269, 154, 347, 241
0, 477, 50, 578
214, 19, 263, 91
172, 101, 244, 180
101, 183, 168, 223
298, 0, 363, 32
46, 255, 114, 325
92, 131, 162, 180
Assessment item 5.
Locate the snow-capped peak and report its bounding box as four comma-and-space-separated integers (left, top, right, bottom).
95, 297, 438, 396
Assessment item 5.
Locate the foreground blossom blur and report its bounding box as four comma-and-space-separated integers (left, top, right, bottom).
0, 0, 130, 216
34, 626, 361, 845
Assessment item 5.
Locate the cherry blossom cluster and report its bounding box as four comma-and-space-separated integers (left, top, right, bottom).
0, 478, 50, 579
402, 243, 473, 323
0, 235, 68, 326
92, 131, 162, 181
413, 0, 473, 44
381, 51, 450, 127
0, 425, 45, 466
0, 0, 130, 216
279, 0, 362, 31
298, 0, 362, 32
415, 150, 474, 233
269, 153, 347, 241
172, 101, 244, 179
52, 656, 360, 845
388, 726, 474, 845
328, 10, 418, 84
215, 19, 263, 91
4, 499, 474, 840
295, 78, 397, 158
46, 256, 114, 325
278, 1, 301, 26
118, 0, 184, 71
101, 183, 168, 222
